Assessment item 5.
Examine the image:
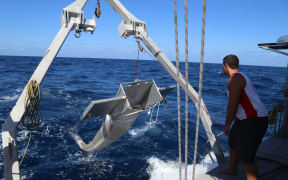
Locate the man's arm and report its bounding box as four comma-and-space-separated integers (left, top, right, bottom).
223, 73, 246, 135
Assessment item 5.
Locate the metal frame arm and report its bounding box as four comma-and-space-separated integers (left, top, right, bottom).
106, 0, 140, 22
259, 46, 288, 56
2, 0, 96, 179
2, 21, 75, 180
106, 0, 225, 163
140, 33, 225, 163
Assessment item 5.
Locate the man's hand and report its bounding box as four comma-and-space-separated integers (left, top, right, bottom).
222, 125, 230, 136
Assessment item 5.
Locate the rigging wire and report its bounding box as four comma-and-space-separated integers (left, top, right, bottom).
173, 0, 182, 179
135, 40, 144, 81
184, 0, 189, 179
192, 0, 207, 179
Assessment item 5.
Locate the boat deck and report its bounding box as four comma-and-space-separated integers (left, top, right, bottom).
197, 136, 288, 180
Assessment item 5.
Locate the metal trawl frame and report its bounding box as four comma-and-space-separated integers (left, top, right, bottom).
75, 80, 167, 152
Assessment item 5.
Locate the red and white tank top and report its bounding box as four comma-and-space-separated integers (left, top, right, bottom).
228, 72, 268, 120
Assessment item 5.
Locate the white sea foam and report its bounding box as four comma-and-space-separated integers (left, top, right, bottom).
17, 130, 29, 141
128, 126, 150, 138
128, 124, 161, 138
0, 94, 19, 102
147, 152, 219, 180
15, 88, 23, 93
129, 109, 160, 138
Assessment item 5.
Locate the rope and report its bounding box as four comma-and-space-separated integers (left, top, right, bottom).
136, 40, 177, 85
192, 0, 207, 179
136, 48, 140, 81
19, 132, 32, 166
173, 0, 182, 179
184, 0, 189, 179
135, 40, 144, 81
95, 0, 101, 18
22, 80, 43, 131
19, 79, 43, 165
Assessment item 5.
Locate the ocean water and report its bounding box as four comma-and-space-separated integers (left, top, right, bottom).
0, 56, 285, 179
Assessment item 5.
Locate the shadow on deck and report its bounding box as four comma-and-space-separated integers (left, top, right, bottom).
198, 136, 288, 180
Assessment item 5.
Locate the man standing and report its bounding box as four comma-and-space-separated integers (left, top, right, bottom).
220, 54, 268, 180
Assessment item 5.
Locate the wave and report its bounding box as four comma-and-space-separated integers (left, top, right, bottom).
147, 152, 219, 180
17, 130, 30, 141
0, 94, 19, 103
128, 126, 150, 138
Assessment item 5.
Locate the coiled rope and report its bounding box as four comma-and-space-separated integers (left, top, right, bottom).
173, 0, 182, 179
192, 0, 207, 179
20, 80, 43, 165
184, 0, 189, 179
22, 80, 43, 131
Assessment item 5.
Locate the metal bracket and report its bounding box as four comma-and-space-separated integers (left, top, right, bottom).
118, 20, 147, 39
62, 5, 97, 37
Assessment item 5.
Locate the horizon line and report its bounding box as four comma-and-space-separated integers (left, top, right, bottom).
0, 54, 285, 68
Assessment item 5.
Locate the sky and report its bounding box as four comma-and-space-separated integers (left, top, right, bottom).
0, 0, 287, 67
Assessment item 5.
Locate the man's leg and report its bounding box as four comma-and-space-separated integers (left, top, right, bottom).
244, 163, 258, 180
243, 117, 267, 180
219, 148, 238, 175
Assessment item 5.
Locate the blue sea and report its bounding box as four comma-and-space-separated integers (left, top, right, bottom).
0, 56, 285, 179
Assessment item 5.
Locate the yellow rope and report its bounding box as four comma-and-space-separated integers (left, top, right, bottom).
19, 132, 32, 166
22, 80, 43, 131
20, 80, 43, 165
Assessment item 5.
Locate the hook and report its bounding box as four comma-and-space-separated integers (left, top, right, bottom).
74, 31, 81, 38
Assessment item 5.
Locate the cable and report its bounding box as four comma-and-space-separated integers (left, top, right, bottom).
135, 40, 144, 81
173, 0, 182, 179
183, 0, 189, 178
193, 0, 207, 179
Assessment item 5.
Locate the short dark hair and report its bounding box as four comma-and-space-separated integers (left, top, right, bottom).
223, 54, 239, 69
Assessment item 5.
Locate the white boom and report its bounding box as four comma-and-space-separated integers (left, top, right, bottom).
2, 0, 224, 179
